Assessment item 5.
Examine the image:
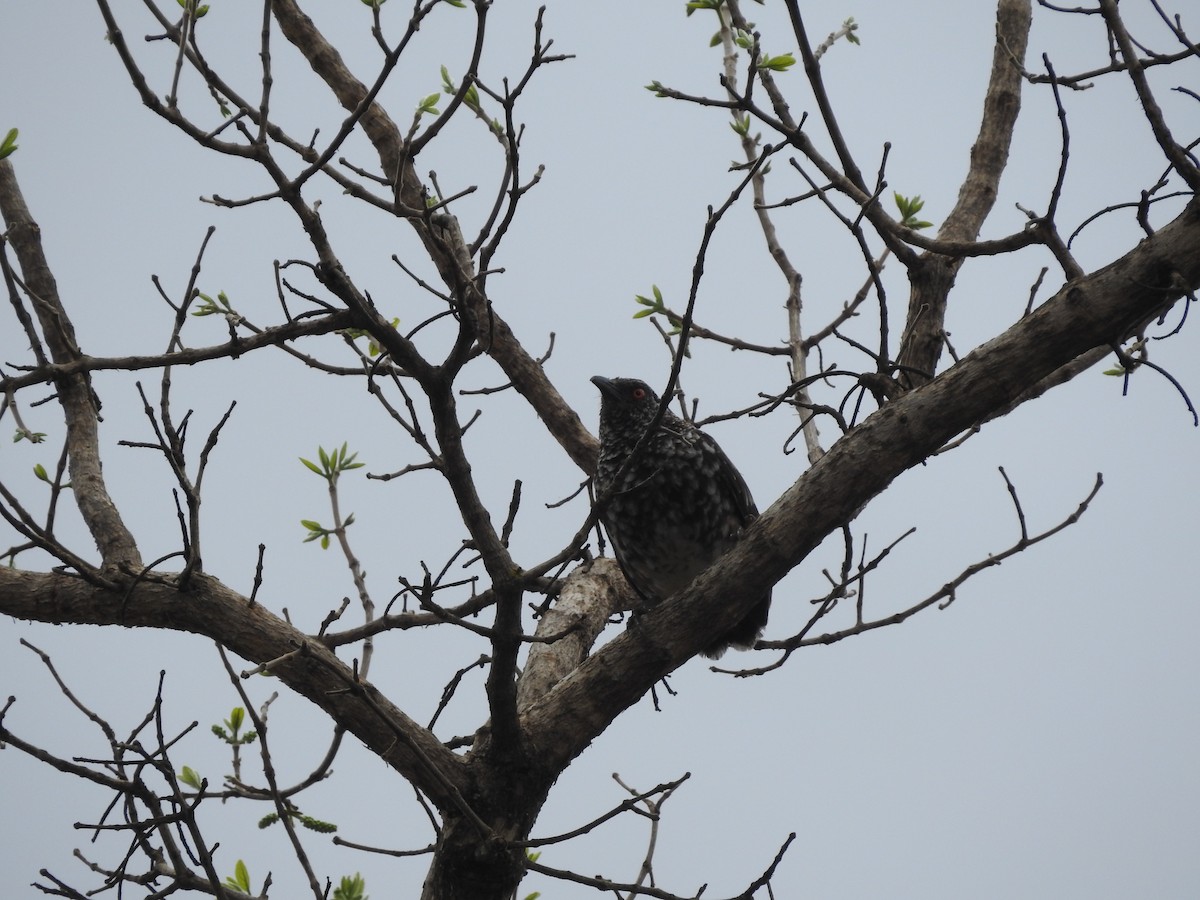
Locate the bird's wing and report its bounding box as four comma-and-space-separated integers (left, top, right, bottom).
694, 429, 759, 524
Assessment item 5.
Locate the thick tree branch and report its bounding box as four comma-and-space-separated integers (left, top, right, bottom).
896, 0, 1032, 387
515, 558, 637, 712
521, 198, 1200, 774
0, 160, 142, 572
0, 568, 471, 813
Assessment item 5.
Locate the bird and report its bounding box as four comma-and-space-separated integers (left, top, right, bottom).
591, 375, 770, 658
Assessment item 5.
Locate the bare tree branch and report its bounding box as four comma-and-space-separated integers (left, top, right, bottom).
896, 0, 1033, 387
0, 160, 142, 572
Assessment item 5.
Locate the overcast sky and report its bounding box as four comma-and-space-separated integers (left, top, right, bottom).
2, 2, 1198, 898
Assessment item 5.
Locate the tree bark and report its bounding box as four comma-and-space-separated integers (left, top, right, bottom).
0, 568, 472, 813
0, 160, 142, 571
520, 199, 1200, 775
896, 0, 1032, 387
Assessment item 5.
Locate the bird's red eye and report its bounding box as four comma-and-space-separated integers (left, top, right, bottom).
631, 387, 646, 400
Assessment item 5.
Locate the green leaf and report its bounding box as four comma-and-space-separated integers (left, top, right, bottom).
632, 284, 671, 322
894, 192, 935, 230
300, 814, 338, 833
191, 290, 237, 318
439, 69, 479, 110
844, 17, 861, 45
228, 706, 244, 732
0, 128, 18, 161
179, 765, 203, 789
33, 463, 49, 482
758, 52, 796, 72
417, 92, 441, 115
224, 860, 252, 893
895, 192, 924, 215
176, 0, 209, 17
300, 457, 323, 475
333, 873, 369, 900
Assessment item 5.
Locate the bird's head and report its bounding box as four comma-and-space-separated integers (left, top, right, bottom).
591, 376, 663, 431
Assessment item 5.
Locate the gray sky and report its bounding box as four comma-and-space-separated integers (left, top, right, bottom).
2, 2, 1198, 898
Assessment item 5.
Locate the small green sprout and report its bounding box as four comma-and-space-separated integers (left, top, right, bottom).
259, 804, 338, 834
758, 52, 796, 72
844, 17, 861, 45
333, 873, 369, 900
224, 860, 252, 894
211, 706, 258, 746
343, 318, 400, 357
416, 92, 441, 117
191, 290, 236, 318
633, 285, 683, 337
0, 128, 18, 161
300, 443, 364, 484
176, 0, 210, 18
894, 193, 934, 230
441, 66, 480, 110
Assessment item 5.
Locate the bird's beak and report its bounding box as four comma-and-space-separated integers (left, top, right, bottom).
590, 375, 620, 400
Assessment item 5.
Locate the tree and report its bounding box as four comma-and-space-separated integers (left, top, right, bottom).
2, 0, 1197, 897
